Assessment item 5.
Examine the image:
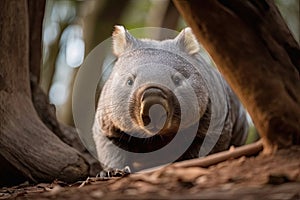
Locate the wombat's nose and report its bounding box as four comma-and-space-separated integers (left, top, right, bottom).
141, 104, 167, 133
141, 87, 167, 102
140, 88, 168, 117
140, 88, 169, 133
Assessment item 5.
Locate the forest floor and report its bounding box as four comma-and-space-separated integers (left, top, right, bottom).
1, 146, 300, 200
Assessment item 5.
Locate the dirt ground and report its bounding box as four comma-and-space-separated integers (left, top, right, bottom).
1, 146, 300, 200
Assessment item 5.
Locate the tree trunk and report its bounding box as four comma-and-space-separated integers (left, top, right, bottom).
160, 0, 180, 30
173, 0, 300, 153
0, 0, 89, 186
80, 0, 129, 55
28, 0, 45, 82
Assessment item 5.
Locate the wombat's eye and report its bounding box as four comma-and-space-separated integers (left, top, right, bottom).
127, 78, 134, 86
172, 75, 182, 86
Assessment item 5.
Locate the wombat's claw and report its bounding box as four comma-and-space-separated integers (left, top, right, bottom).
97, 166, 131, 178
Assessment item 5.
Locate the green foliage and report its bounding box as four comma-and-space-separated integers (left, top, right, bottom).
245, 125, 260, 144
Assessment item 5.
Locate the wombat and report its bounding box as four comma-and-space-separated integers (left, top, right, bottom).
93, 26, 248, 172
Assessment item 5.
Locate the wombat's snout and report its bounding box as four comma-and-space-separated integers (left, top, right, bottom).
139, 87, 172, 134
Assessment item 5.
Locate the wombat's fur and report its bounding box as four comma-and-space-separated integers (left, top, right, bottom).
93, 26, 248, 172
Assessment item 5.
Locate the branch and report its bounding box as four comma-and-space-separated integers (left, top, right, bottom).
140, 140, 263, 173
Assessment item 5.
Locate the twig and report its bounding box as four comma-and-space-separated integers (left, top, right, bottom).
174, 140, 263, 168
139, 140, 263, 173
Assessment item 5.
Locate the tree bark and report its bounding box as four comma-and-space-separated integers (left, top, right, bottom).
28, 0, 45, 82
173, 0, 300, 153
0, 0, 89, 186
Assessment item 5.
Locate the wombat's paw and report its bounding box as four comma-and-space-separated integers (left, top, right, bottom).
97, 166, 131, 178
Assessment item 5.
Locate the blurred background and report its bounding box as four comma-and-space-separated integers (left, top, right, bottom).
40, 0, 299, 143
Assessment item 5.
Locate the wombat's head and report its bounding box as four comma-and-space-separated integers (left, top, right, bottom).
97, 26, 209, 141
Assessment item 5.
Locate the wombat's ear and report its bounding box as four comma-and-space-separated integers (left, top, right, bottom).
112, 25, 139, 56
175, 27, 200, 55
